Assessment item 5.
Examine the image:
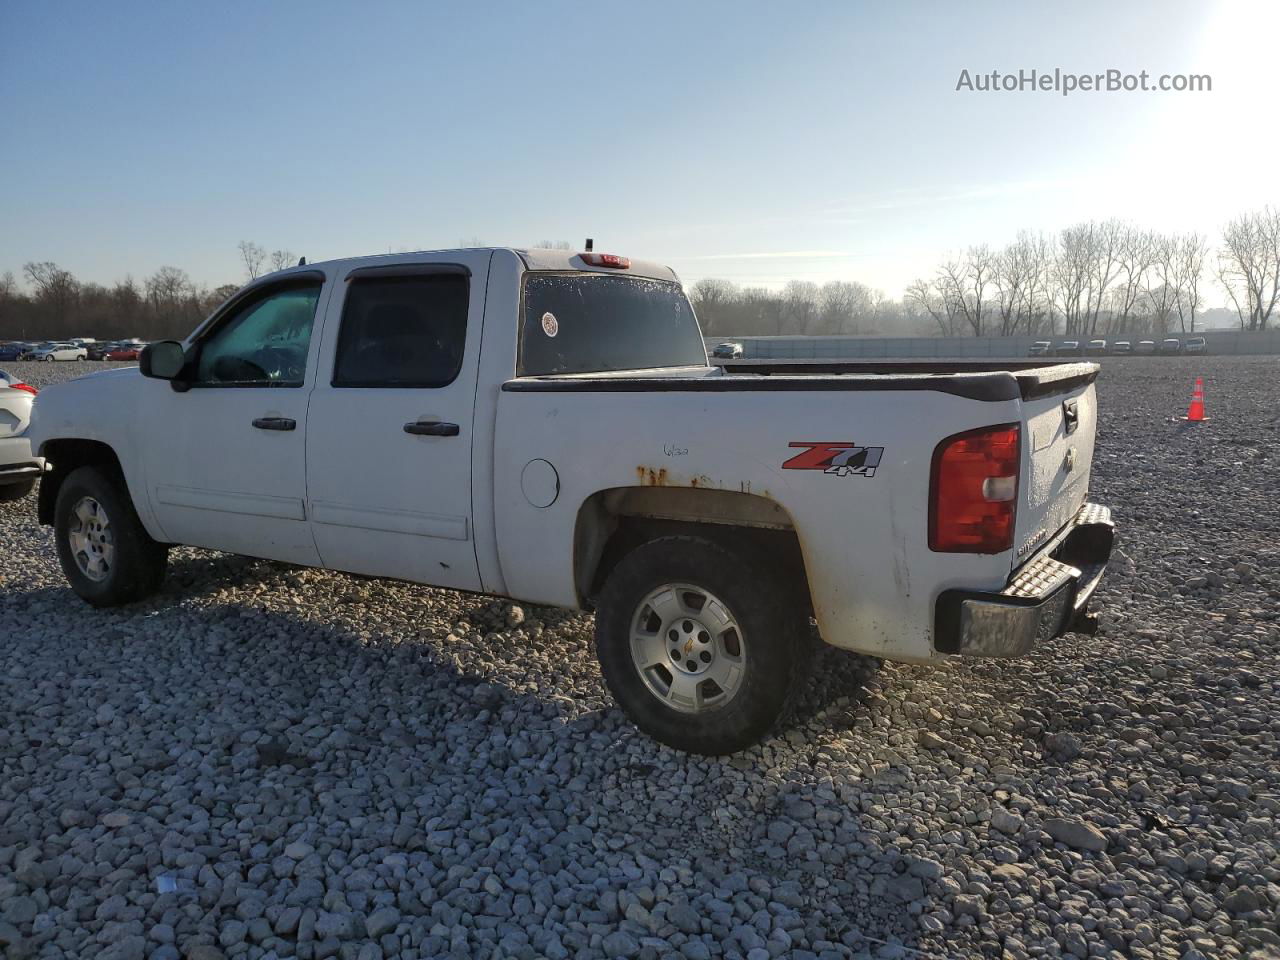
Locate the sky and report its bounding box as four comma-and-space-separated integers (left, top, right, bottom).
2, 0, 1278, 301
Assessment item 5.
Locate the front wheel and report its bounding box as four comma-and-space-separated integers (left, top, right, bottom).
595, 535, 809, 755
54, 466, 168, 606
44, 354, 54, 362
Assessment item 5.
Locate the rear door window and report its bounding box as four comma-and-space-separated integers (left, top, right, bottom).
332, 273, 469, 388
520, 274, 706, 376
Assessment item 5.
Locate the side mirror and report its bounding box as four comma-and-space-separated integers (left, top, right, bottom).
140, 341, 186, 381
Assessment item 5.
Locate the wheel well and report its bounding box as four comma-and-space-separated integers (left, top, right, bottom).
573, 487, 811, 611
36, 439, 125, 525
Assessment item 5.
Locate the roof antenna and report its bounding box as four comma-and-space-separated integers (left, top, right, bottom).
297, 256, 306, 266
584, 238, 593, 253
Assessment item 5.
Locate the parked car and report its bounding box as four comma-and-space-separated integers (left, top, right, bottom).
1085, 339, 1107, 356
28, 342, 88, 362
86, 341, 122, 360
0, 342, 34, 361
29, 247, 1114, 754
1053, 340, 1083, 356
1183, 336, 1208, 355
1109, 340, 1132, 355
1027, 341, 1051, 357
1135, 340, 1157, 355
1159, 338, 1182, 355
711, 341, 744, 359
105, 343, 144, 361
0, 369, 43, 501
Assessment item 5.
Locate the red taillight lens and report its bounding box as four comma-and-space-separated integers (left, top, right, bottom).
580, 252, 630, 269
10, 382, 37, 395
929, 424, 1020, 553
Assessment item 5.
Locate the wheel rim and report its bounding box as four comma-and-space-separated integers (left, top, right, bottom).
630, 582, 746, 713
67, 496, 114, 582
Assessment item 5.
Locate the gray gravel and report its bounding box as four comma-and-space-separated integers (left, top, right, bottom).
1, 357, 1278, 960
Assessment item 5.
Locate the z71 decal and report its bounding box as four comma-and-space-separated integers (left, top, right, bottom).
782, 441, 884, 478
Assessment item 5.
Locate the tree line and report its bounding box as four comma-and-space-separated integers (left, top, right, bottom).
5, 214, 1278, 342
0, 240, 296, 343
691, 208, 1280, 338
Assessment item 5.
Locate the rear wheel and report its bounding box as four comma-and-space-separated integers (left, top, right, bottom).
0, 479, 35, 502
54, 466, 168, 606
595, 535, 808, 755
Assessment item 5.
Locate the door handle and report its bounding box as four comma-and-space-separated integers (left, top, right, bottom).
252, 417, 296, 431
404, 420, 459, 437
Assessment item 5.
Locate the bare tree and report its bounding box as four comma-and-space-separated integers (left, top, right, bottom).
905, 278, 960, 336
23, 261, 80, 330
995, 233, 1047, 336
688, 278, 737, 334
1108, 227, 1156, 335
781, 280, 820, 334
1141, 248, 1178, 336
1171, 233, 1208, 333
1217, 208, 1280, 330
269, 249, 296, 273
936, 246, 995, 336
533, 240, 573, 250
1052, 225, 1093, 335
816, 280, 874, 335
238, 241, 266, 281
145, 266, 198, 337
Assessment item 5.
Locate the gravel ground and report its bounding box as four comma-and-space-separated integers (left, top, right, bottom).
1, 357, 1277, 960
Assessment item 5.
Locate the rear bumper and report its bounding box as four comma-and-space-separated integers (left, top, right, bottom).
0, 435, 44, 484
934, 502, 1114, 658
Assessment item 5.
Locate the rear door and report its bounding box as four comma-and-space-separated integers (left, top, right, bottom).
305, 253, 489, 591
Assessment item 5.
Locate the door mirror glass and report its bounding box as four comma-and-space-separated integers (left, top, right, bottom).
140, 341, 186, 380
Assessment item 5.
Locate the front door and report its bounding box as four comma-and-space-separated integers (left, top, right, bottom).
143, 274, 330, 565
305, 255, 487, 591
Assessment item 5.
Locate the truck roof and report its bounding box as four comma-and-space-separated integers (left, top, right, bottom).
265, 247, 680, 285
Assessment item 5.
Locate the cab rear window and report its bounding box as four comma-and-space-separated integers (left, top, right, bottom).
519, 274, 706, 377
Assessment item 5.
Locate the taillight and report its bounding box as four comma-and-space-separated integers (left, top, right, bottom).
11, 382, 37, 395
580, 252, 630, 269
929, 424, 1020, 553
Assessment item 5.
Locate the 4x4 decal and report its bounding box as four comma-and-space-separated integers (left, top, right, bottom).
782, 441, 884, 478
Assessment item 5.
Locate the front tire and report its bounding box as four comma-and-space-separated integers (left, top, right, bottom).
54, 466, 168, 606
595, 535, 808, 755
0, 479, 35, 502
44, 354, 54, 362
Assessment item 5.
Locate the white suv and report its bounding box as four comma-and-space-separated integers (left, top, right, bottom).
29, 342, 88, 362
0, 370, 43, 501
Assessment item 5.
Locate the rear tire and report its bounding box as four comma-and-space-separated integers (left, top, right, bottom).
595, 535, 808, 755
54, 466, 168, 606
0, 479, 35, 502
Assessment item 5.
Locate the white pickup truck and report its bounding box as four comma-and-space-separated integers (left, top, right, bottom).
28, 247, 1114, 754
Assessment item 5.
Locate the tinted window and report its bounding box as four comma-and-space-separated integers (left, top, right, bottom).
332, 274, 469, 388
520, 274, 706, 376
195, 282, 321, 386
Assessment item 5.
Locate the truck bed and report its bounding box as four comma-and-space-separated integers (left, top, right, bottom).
716, 358, 1099, 401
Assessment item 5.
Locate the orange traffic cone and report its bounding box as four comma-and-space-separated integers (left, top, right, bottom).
1181, 377, 1208, 422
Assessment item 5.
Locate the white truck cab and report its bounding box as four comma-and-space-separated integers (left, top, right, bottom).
29, 247, 1113, 753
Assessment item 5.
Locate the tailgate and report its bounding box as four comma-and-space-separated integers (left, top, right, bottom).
1014, 374, 1097, 566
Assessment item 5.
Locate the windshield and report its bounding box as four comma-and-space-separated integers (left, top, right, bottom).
520, 273, 707, 376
